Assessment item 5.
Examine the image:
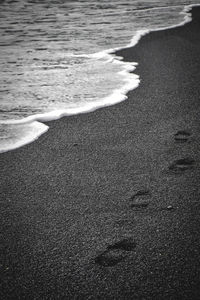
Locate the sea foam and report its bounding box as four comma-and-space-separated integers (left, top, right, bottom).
0, 3, 199, 153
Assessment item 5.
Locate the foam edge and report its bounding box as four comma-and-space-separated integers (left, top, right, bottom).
1, 3, 200, 153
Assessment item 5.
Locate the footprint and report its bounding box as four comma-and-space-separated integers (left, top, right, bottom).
169, 157, 195, 172
107, 238, 137, 251
95, 238, 136, 267
130, 190, 151, 208
131, 190, 150, 198
174, 130, 191, 142
95, 250, 125, 267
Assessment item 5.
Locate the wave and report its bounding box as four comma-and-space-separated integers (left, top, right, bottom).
0, 3, 199, 153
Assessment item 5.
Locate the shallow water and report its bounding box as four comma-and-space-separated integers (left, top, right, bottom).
0, 0, 199, 152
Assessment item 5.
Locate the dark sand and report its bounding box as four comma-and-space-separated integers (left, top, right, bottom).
1, 6, 200, 300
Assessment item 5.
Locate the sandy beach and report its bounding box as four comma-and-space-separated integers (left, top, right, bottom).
1, 6, 200, 299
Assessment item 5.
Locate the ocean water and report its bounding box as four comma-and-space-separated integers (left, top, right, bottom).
0, 0, 199, 152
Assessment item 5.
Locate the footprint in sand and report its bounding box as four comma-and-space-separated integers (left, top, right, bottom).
95, 238, 136, 267
169, 157, 195, 172
130, 190, 151, 208
174, 130, 191, 143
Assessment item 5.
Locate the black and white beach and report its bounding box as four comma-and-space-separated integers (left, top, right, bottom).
1, 2, 200, 299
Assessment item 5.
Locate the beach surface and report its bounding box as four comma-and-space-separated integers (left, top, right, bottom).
1, 6, 200, 300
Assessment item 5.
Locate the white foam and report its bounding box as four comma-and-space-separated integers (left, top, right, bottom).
0, 121, 48, 153
1, 3, 200, 153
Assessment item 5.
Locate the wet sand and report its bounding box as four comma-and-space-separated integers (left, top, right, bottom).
1, 6, 200, 300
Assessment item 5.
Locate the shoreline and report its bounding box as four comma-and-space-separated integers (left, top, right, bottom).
1, 6, 200, 300
1, 4, 199, 154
